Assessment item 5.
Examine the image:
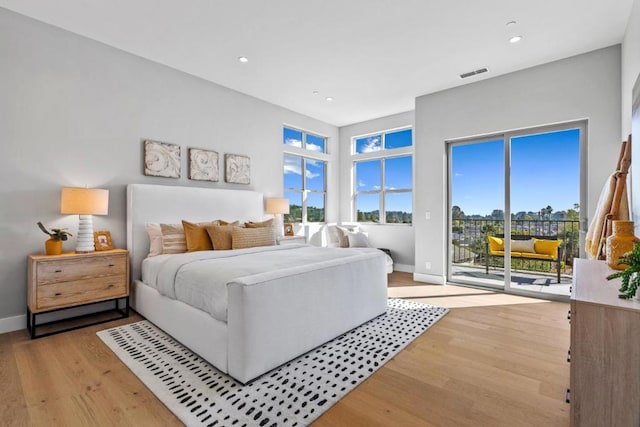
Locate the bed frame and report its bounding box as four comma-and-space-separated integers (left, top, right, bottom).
126, 184, 388, 384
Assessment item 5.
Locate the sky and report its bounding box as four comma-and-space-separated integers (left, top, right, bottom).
451, 128, 580, 216
283, 127, 580, 217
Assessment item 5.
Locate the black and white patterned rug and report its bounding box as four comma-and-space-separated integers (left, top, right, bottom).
97, 299, 448, 427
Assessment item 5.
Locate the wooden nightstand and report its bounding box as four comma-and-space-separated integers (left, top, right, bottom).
27, 249, 130, 338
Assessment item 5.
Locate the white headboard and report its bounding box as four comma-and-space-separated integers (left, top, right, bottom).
126, 184, 265, 282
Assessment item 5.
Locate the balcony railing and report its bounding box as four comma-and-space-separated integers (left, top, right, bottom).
451, 218, 580, 275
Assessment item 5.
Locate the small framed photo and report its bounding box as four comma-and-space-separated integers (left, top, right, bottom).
284, 223, 294, 237
94, 230, 113, 251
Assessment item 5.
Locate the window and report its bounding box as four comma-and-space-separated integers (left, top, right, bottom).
283, 125, 328, 223
353, 128, 413, 224
283, 126, 326, 153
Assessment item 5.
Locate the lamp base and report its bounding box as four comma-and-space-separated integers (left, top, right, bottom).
273, 214, 284, 238
75, 214, 95, 252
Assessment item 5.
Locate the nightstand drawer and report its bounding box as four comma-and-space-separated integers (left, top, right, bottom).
36, 275, 127, 310
36, 253, 126, 285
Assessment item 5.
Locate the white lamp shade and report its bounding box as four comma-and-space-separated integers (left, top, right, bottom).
60, 188, 109, 215
265, 197, 290, 215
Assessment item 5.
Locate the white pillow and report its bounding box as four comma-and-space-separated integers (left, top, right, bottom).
511, 239, 535, 253
145, 223, 163, 257
325, 225, 343, 247
347, 231, 370, 248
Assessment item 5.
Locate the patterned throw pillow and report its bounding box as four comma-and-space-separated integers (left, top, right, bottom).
244, 218, 274, 228
231, 227, 276, 249
160, 223, 187, 254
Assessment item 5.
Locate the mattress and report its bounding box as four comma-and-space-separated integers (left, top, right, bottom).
142, 244, 385, 322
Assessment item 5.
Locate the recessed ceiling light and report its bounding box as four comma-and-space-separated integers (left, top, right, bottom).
312, 90, 319, 95
325, 97, 333, 102
506, 20, 517, 27
238, 56, 249, 63
509, 35, 523, 44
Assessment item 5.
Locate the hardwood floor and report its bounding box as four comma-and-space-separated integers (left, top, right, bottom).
0, 272, 570, 426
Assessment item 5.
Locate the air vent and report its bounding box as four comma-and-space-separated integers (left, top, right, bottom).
459, 67, 489, 79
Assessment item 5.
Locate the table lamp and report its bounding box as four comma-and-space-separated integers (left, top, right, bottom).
60, 187, 109, 252
265, 197, 290, 237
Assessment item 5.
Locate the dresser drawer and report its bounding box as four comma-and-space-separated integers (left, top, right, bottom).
36, 253, 126, 285
36, 274, 127, 311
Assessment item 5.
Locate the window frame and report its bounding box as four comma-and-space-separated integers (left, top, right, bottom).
352, 127, 413, 225
283, 125, 329, 224
283, 125, 327, 154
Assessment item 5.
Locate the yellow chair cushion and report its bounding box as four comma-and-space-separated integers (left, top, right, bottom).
534, 239, 562, 257
488, 236, 504, 252
489, 250, 524, 257
520, 252, 555, 260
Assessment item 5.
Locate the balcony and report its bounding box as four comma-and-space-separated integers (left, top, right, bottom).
451, 218, 579, 296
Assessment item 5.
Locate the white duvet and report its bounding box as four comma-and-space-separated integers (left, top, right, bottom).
141, 244, 385, 322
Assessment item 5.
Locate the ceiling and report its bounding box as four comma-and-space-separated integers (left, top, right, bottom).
0, 0, 634, 127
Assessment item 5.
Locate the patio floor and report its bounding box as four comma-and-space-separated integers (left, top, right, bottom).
451, 264, 572, 297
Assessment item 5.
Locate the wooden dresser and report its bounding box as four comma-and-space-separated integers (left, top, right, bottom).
570, 258, 640, 426
27, 249, 129, 338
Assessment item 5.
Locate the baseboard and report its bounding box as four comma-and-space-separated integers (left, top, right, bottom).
0, 314, 25, 334
413, 272, 446, 285
393, 263, 414, 273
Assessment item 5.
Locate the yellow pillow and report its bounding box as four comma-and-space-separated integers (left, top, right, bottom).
182, 220, 219, 252
488, 236, 504, 252
534, 239, 562, 257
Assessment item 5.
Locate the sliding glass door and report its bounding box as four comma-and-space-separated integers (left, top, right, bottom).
448, 122, 584, 298
449, 137, 506, 289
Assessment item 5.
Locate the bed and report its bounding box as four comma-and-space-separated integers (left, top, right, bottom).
127, 184, 388, 384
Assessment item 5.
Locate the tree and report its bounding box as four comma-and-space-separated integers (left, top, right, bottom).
566, 203, 580, 220
452, 205, 465, 220
491, 209, 504, 220
540, 205, 553, 219
451, 205, 466, 233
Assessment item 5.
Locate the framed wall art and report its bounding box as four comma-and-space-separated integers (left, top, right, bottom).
144, 139, 181, 178
93, 230, 113, 251
224, 153, 251, 184
189, 148, 219, 182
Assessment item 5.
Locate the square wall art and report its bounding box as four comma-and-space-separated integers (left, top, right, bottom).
143, 140, 180, 178
224, 154, 251, 184
189, 148, 219, 182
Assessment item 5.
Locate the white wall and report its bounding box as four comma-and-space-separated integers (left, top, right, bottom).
414, 46, 622, 284
622, 0, 640, 136
339, 111, 415, 270
0, 8, 338, 329
623, 0, 640, 227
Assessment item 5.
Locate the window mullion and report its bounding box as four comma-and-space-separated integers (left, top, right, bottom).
380, 158, 385, 224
